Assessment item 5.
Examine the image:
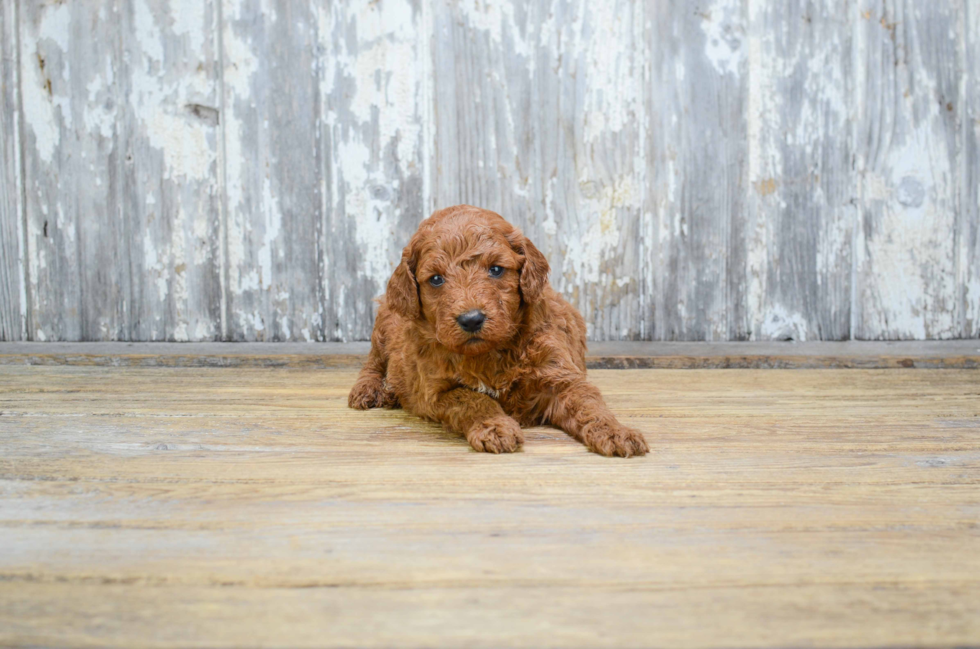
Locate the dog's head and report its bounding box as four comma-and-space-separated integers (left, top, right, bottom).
385, 205, 550, 356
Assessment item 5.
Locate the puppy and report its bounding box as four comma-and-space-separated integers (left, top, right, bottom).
348, 205, 648, 458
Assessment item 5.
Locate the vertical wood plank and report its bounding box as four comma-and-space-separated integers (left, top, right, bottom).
431, 0, 646, 341
9, 1, 976, 343
221, 0, 322, 341
20, 1, 97, 340
963, 1, 979, 337
20, 0, 221, 341
852, 0, 963, 339
0, 0, 25, 340
318, 0, 427, 342
645, 0, 747, 340
123, 0, 222, 341
742, 1, 854, 341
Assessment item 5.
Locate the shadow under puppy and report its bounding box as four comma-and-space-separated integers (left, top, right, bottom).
349, 205, 648, 458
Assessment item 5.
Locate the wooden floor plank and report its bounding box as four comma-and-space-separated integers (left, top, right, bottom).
1, 367, 978, 648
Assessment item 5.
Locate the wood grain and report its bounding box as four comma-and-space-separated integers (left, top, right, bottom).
1, 365, 978, 647
0, 0, 24, 340
852, 0, 964, 339
318, 0, 426, 342
3, 1, 978, 342
19, 1, 222, 342
646, 0, 747, 341
743, 0, 854, 341
20, 1, 99, 341
127, 0, 223, 342
431, 0, 645, 340
221, 0, 322, 341
964, 2, 980, 337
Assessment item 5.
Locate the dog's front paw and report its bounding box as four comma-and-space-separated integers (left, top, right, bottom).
467, 416, 524, 454
348, 375, 394, 410
587, 424, 649, 458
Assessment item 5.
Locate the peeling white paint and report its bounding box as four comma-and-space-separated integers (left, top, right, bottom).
456, 0, 532, 60
562, 176, 637, 287
37, 3, 70, 51
338, 138, 396, 285
143, 111, 213, 180
169, 0, 206, 54
21, 54, 59, 164
222, 11, 260, 305
700, 0, 744, 77
133, 0, 165, 64
580, 1, 639, 142
129, 0, 215, 181
315, 0, 426, 339
331, 0, 422, 179
860, 121, 957, 339
257, 178, 282, 291
194, 320, 214, 340
82, 60, 117, 139
761, 305, 809, 341
8, 0, 977, 343
22, 3, 75, 165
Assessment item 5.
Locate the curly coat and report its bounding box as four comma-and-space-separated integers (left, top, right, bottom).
348, 205, 649, 457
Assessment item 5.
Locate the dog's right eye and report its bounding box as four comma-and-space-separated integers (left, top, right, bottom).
428, 275, 445, 287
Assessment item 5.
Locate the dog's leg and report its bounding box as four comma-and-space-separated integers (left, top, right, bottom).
429, 388, 524, 453
348, 329, 397, 410
545, 381, 648, 457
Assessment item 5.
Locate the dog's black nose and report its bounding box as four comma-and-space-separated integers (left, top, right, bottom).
456, 309, 486, 333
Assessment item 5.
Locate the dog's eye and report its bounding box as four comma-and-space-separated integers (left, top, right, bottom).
488, 265, 504, 278
428, 275, 445, 287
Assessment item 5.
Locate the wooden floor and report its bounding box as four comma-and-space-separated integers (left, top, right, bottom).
1, 365, 979, 648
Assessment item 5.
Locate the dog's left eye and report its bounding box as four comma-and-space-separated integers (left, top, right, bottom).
488, 265, 504, 278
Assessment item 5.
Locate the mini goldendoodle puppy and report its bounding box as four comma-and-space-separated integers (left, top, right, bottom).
348, 205, 649, 458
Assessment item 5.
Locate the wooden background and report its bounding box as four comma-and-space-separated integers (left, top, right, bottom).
1, 0, 978, 342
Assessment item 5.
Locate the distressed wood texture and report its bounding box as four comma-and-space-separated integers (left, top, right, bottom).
319, 0, 426, 342
645, 0, 747, 341
743, 0, 854, 342
18, 0, 222, 342
853, 0, 964, 339
0, 0, 24, 340
2, 0, 978, 342
1, 365, 979, 647
965, 2, 980, 337
431, 0, 645, 340
221, 0, 321, 341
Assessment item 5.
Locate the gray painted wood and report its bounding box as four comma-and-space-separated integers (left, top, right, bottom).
964, 2, 980, 338
741, 0, 854, 342
431, 0, 645, 341
852, 0, 964, 340
19, 0, 221, 342
124, 0, 223, 342
20, 0, 90, 341
221, 0, 322, 342
0, 1, 24, 340
318, 0, 426, 342
3, 0, 978, 342
645, 0, 748, 341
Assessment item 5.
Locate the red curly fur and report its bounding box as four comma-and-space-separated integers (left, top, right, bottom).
348, 205, 648, 458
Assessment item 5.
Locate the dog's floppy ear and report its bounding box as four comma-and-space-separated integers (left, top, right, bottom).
385, 247, 420, 319
509, 231, 550, 303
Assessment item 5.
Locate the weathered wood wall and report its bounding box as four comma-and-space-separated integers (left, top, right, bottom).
1, 0, 977, 342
